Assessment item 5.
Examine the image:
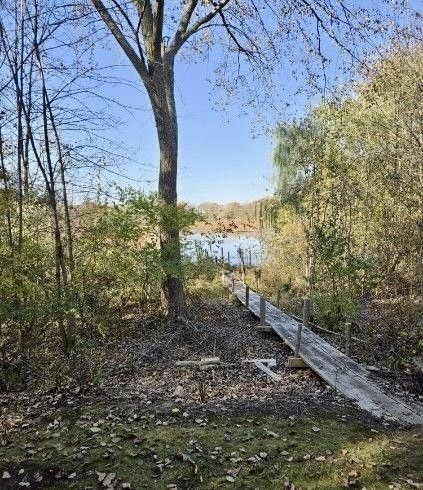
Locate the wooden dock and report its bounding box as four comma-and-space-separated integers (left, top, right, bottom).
227, 276, 423, 426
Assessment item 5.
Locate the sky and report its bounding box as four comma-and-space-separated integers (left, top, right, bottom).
88, 1, 420, 206
100, 58, 277, 205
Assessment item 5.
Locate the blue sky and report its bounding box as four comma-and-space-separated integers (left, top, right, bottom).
101, 58, 277, 205
91, 1, 420, 205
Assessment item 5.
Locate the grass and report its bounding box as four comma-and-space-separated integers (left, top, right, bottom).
1, 403, 421, 489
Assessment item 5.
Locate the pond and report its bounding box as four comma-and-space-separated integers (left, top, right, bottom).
183, 232, 265, 266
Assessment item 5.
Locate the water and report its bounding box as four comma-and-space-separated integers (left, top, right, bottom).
183, 232, 265, 266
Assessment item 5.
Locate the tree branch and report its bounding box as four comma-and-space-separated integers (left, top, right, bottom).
152, 0, 164, 57
167, 0, 231, 58
91, 0, 149, 79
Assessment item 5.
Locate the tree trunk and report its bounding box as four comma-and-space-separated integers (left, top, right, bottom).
147, 61, 185, 318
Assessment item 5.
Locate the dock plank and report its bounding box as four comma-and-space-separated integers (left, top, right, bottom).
227, 275, 423, 425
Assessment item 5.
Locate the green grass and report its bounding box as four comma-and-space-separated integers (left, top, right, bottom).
1, 403, 421, 489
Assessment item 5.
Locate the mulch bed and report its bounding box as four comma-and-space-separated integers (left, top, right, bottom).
3, 296, 417, 432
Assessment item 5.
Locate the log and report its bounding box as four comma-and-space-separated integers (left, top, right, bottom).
199, 357, 220, 365
175, 360, 198, 367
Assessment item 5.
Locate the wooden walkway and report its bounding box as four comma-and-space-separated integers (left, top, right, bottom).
227, 276, 423, 426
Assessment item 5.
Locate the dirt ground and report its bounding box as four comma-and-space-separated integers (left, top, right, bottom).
1, 295, 419, 427
1, 294, 415, 437
1, 297, 422, 489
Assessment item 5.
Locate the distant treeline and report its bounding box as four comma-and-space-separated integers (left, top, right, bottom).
194, 199, 278, 232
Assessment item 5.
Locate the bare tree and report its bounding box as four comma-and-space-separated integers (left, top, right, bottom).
89, 0, 395, 318
0, 0, 135, 353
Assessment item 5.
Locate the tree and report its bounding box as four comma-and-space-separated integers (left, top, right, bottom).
89, 0, 394, 318
270, 44, 423, 326
0, 0, 133, 354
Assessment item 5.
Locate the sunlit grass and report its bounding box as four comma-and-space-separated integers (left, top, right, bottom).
1, 404, 421, 489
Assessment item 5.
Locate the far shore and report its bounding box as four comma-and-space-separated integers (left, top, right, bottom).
189, 218, 260, 235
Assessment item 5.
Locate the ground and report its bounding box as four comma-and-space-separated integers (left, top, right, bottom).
0, 289, 422, 489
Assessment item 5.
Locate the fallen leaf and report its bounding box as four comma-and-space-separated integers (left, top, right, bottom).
96, 471, 106, 483
102, 472, 116, 487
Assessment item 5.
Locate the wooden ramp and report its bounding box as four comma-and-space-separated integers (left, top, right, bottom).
227, 276, 423, 426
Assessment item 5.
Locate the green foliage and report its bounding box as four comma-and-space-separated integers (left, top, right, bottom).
0, 187, 201, 385
74, 190, 163, 333
269, 46, 423, 327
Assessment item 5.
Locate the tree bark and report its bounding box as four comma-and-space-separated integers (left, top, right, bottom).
146, 61, 185, 318
89, 0, 232, 319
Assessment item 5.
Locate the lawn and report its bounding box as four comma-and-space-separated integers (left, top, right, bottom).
1, 402, 421, 489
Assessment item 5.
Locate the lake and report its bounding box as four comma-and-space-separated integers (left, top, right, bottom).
183, 232, 265, 266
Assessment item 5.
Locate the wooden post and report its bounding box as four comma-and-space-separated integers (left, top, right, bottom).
303, 297, 311, 328
294, 298, 309, 357
227, 251, 230, 265
277, 289, 281, 308
220, 247, 224, 263
294, 322, 303, 357
288, 298, 311, 369
245, 285, 250, 308
249, 249, 252, 267
345, 322, 352, 357
260, 296, 266, 326
231, 277, 235, 292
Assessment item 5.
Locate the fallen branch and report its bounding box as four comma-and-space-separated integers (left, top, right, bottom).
252, 360, 281, 382
175, 357, 222, 369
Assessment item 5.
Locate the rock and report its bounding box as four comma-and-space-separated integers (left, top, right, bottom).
2, 472, 11, 479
